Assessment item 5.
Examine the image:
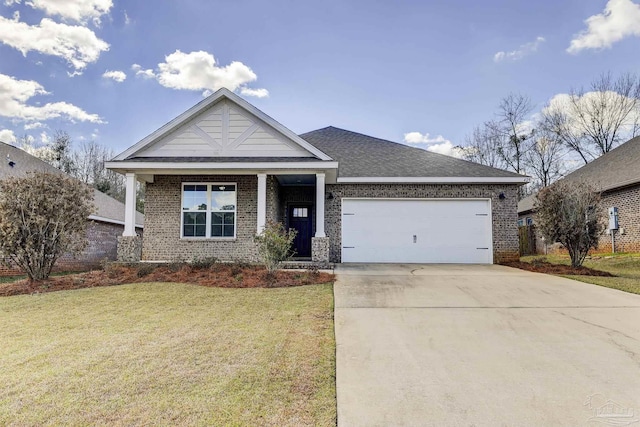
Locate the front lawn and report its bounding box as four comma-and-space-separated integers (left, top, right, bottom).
0, 282, 336, 426
520, 253, 640, 295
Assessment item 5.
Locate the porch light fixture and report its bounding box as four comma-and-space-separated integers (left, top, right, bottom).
327, 192, 334, 200
7, 155, 14, 167
498, 192, 505, 200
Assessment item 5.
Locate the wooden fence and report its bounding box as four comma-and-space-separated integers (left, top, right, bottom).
518, 225, 537, 256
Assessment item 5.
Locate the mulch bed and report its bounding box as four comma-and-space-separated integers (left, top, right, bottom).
0, 263, 335, 297
503, 260, 615, 277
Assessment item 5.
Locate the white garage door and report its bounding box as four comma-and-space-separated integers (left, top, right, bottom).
341, 199, 493, 264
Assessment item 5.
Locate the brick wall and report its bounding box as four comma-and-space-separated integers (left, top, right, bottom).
141, 177, 520, 264
519, 185, 640, 255
0, 220, 134, 276
325, 183, 521, 264
142, 175, 271, 262
266, 175, 281, 224
597, 186, 640, 253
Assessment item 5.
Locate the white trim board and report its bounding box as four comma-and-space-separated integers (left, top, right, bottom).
336, 176, 530, 184
88, 214, 144, 229
106, 161, 338, 170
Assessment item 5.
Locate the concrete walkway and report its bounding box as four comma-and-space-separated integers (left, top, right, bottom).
334, 264, 640, 427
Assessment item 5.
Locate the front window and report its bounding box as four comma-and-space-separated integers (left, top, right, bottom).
182, 183, 236, 238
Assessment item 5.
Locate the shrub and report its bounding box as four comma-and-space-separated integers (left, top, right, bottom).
534, 181, 604, 268
191, 256, 218, 269
0, 172, 94, 281
136, 263, 156, 278
254, 221, 297, 273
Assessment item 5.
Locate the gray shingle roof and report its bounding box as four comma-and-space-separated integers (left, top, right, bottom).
299, 126, 525, 178
0, 141, 144, 226
518, 136, 640, 214
561, 136, 640, 191
518, 196, 535, 215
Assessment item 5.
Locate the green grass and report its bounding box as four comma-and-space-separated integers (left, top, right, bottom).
0, 282, 336, 426
521, 253, 640, 295
0, 270, 81, 283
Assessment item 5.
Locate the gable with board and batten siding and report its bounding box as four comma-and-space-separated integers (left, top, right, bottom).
136, 99, 314, 158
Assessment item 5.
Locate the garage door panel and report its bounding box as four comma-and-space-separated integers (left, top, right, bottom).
342, 199, 492, 264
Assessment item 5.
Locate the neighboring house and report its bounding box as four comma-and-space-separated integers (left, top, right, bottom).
518, 136, 640, 254
106, 88, 528, 265
0, 141, 144, 275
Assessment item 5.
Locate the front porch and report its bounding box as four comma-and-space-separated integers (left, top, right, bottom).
116, 171, 331, 265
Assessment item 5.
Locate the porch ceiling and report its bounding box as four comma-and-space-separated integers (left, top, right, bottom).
276, 175, 316, 186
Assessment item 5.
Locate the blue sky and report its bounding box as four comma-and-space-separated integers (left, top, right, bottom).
0, 0, 639, 156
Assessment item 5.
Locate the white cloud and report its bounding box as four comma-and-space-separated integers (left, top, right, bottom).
123, 10, 131, 25
0, 15, 109, 72
0, 129, 16, 143
403, 131, 449, 144
24, 121, 43, 129
39, 130, 50, 144
9, 0, 113, 24
102, 69, 126, 82
240, 87, 269, 98
131, 63, 155, 79
0, 73, 103, 123
567, 0, 640, 53
545, 91, 640, 131
425, 140, 464, 158
494, 36, 545, 62
151, 50, 268, 97
402, 131, 463, 158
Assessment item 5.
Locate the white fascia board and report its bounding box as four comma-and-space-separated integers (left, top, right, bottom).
112, 88, 333, 162
105, 161, 338, 171
88, 214, 144, 228
336, 176, 530, 184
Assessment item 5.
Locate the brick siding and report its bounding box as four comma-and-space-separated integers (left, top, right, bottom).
141, 176, 520, 264
142, 175, 271, 262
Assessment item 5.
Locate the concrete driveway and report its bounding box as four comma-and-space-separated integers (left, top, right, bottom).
334, 264, 640, 426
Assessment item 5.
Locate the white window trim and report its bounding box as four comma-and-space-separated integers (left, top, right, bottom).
181, 182, 237, 240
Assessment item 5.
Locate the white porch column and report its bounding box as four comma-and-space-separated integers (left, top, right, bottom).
257, 173, 267, 234
123, 172, 137, 236
315, 173, 326, 237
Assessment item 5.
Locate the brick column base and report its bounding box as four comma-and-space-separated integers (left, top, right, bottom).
117, 236, 142, 262
312, 237, 330, 266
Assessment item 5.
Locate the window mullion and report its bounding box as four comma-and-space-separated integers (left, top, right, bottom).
206, 184, 212, 238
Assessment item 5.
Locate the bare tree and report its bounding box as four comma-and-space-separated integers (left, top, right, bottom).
72, 140, 127, 203
15, 131, 139, 207
525, 125, 565, 190
546, 72, 640, 164
459, 123, 506, 169
51, 130, 75, 175
494, 93, 534, 175
459, 94, 534, 199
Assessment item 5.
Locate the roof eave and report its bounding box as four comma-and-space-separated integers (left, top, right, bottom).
336, 176, 530, 184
